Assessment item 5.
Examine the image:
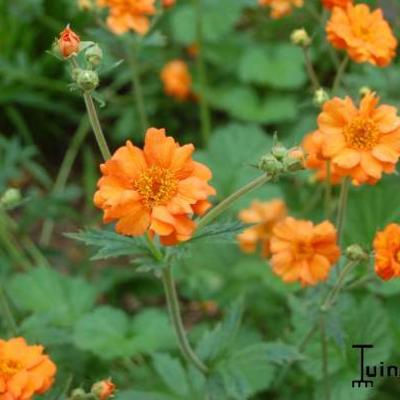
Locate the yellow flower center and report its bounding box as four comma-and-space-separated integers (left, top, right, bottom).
0, 359, 23, 378
134, 166, 178, 209
343, 117, 379, 150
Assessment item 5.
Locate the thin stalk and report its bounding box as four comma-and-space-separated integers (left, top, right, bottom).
162, 265, 208, 374
336, 177, 350, 246
40, 118, 90, 246
320, 316, 330, 400
324, 161, 332, 218
197, 173, 270, 230
303, 47, 320, 90
0, 285, 18, 335
83, 93, 111, 161
0, 213, 31, 271
194, 0, 211, 146
332, 55, 349, 94
129, 44, 149, 134
321, 260, 357, 311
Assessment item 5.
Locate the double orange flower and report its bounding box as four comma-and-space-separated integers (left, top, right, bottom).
94, 128, 216, 245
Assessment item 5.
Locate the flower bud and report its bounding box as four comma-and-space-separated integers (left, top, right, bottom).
162, 0, 176, 8
290, 28, 311, 47
258, 154, 282, 175
91, 379, 116, 400
313, 88, 330, 107
359, 86, 372, 97
271, 143, 288, 160
85, 44, 103, 66
345, 244, 369, 262
79, 0, 94, 10
76, 70, 99, 92
58, 25, 80, 58
69, 388, 86, 400
0, 188, 22, 209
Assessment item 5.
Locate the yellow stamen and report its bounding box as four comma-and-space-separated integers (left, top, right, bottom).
343, 117, 379, 150
134, 166, 178, 209
0, 359, 23, 378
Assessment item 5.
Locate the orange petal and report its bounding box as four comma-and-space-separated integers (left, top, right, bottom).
332, 148, 360, 168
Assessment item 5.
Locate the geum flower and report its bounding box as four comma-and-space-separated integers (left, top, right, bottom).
94, 128, 216, 245
58, 25, 80, 58
160, 60, 192, 101
270, 217, 340, 286
0, 337, 56, 400
238, 199, 287, 257
318, 92, 400, 185
326, 3, 397, 66
259, 0, 303, 19
322, 0, 352, 10
302, 130, 342, 184
97, 0, 156, 35
374, 223, 400, 280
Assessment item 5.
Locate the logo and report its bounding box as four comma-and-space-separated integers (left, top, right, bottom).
352, 344, 399, 388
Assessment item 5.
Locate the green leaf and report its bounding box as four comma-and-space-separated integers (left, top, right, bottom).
116, 391, 177, 400
238, 45, 306, 89
65, 228, 151, 261
73, 306, 175, 360
152, 354, 190, 397
264, 342, 304, 365
197, 298, 243, 363
171, 0, 242, 45
8, 267, 96, 326
192, 221, 246, 244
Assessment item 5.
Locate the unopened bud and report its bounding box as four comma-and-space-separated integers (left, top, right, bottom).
0, 188, 21, 209
285, 147, 305, 172
58, 25, 80, 58
359, 86, 371, 97
345, 244, 369, 262
85, 44, 103, 66
290, 28, 311, 47
258, 154, 282, 175
91, 379, 116, 400
69, 388, 86, 400
271, 143, 288, 160
76, 70, 99, 92
313, 88, 330, 107
162, 0, 176, 8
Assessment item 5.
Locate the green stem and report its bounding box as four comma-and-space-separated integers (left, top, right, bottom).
324, 161, 332, 218
321, 260, 357, 311
129, 44, 149, 135
0, 285, 18, 335
83, 93, 112, 161
40, 118, 90, 246
303, 47, 320, 90
320, 316, 330, 400
0, 212, 31, 271
332, 55, 349, 94
162, 265, 208, 374
336, 177, 350, 246
195, 0, 212, 146
197, 173, 270, 230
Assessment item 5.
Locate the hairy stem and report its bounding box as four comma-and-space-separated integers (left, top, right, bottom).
320, 316, 330, 400
332, 55, 349, 94
303, 47, 320, 90
336, 177, 350, 246
198, 173, 270, 230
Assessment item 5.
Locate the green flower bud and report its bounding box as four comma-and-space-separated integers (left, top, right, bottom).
76, 70, 99, 92
69, 388, 87, 400
271, 143, 288, 160
345, 244, 369, 262
71, 67, 83, 82
85, 44, 103, 66
258, 154, 282, 175
313, 88, 330, 107
0, 188, 22, 209
290, 28, 311, 47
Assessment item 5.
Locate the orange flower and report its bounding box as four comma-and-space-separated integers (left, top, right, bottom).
58, 25, 80, 58
259, 0, 303, 19
91, 378, 116, 400
373, 223, 400, 280
162, 0, 175, 8
318, 92, 400, 185
0, 337, 56, 400
270, 217, 340, 286
302, 130, 342, 184
238, 199, 287, 257
326, 4, 397, 66
94, 128, 216, 245
97, 0, 156, 35
160, 60, 192, 101
322, 0, 351, 10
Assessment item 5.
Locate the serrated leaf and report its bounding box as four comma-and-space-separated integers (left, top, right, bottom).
264, 342, 304, 365
192, 221, 247, 244
73, 306, 175, 360
65, 228, 151, 261
8, 267, 96, 326
197, 298, 243, 363
152, 354, 190, 397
